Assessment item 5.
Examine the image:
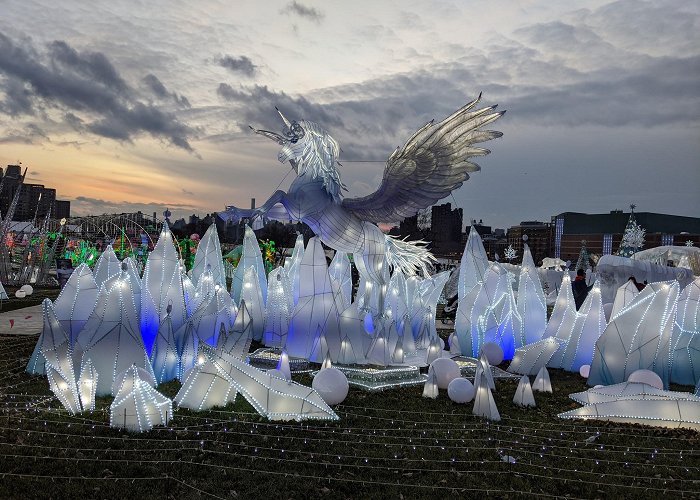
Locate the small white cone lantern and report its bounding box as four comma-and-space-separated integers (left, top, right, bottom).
533, 366, 552, 393
277, 350, 291, 381
422, 365, 439, 399
321, 349, 332, 370
472, 370, 500, 421
513, 375, 536, 407
475, 351, 495, 391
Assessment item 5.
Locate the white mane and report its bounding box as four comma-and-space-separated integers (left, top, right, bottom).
296, 120, 345, 203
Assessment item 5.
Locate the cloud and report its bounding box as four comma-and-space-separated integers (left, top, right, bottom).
69, 195, 197, 218
280, 1, 324, 23
181, 188, 194, 196
143, 73, 192, 108
0, 31, 196, 152
0, 123, 49, 144
218, 55, 256, 77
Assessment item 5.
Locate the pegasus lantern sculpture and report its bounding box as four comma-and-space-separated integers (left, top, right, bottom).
223, 94, 504, 313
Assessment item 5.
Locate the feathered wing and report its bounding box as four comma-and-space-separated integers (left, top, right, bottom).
342, 94, 504, 224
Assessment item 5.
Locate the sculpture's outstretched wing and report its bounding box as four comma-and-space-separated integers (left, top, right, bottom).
342, 94, 503, 224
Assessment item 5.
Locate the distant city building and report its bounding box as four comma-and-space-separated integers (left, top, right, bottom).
507, 221, 553, 265
0, 164, 71, 221
429, 202, 463, 255
552, 210, 700, 263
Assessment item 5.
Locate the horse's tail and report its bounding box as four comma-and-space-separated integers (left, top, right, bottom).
384, 235, 436, 277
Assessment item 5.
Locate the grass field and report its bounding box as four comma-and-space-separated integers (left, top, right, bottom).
0, 327, 698, 498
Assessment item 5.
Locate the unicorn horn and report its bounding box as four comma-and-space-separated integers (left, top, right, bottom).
275, 106, 292, 128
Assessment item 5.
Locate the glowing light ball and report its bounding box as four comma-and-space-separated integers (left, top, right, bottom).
579, 365, 590, 378
481, 342, 504, 366
19, 285, 33, 296
14, 290, 26, 298
447, 378, 475, 404
627, 369, 663, 390
312, 368, 349, 405
430, 358, 460, 389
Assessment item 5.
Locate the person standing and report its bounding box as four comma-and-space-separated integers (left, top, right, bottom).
572, 269, 592, 310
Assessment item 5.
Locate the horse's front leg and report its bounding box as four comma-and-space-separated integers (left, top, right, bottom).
252, 190, 287, 220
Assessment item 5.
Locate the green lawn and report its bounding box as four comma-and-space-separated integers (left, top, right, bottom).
0, 332, 698, 499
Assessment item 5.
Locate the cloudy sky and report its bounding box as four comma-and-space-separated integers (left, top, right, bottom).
0, 0, 698, 229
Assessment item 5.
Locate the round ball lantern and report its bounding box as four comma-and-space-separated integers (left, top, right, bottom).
447, 378, 475, 404
430, 358, 460, 390
312, 368, 349, 405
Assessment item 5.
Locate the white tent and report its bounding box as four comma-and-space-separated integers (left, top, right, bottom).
53, 263, 99, 348
513, 375, 536, 407
287, 237, 341, 362
532, 366, 552, 393
176, 346, 338, 421
231, 226, 267, 304
569, 382, 700, 405
554, 279, 606, 372
93, 245, 121, 289
671, 277, 700, 385
217, 299, 252, 359
589, 281, 678, 389
191, 224, 226, 288
458, 226, 489, 299
610, 280, 639, 318
517, 244, 547, 345
110, 365, 172, 432
175, 347, 237, 411
284, 233, 305, 306
263, 267, 292, 348
240, 266, 266, 342
80, 271, 155, 396
141, 222, 187, 355
508, 337, 560, 376
472, 369, 500, 421
150, 313, 179, 384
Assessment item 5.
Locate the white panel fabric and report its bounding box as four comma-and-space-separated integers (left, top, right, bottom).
53, 263, 99, 348
240, 266, 266, 342
217, 299, 252, 359
263, 268, 292, 348
231, 226, 267, 304
551, 280, 606, 372
513, 375, 536, 407
284, 234, 305, 306
458, 226, 489, 299
191, 224, 226, 288
177, 346, 338, 421
589, 281, 678, 389
80, 271, 155, 396
472, 370, 500, 421
611, 280, 639, 319
93, 245, 121, 289
286, 237, 341, 362
110, 365, 172, 432
508, 337, 560, 376
141, 223, 187, 355
569, 382, 700, 405
671, 277, 700, 385
517, 244, 547, 345
175, 355, 237, 411
328, 251, 352, 310
150, 314, 179, 384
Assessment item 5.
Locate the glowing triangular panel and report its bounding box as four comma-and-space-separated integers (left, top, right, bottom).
589, 281, 678, 389
93, 245, 121, 289
458, 226, 489, 299
517, 244, 547, 345
231, 226, 267, 304
191, 224, 226, 288
472, 370, 500, 421
110, 365, 172, 432
141, 223, 187, 355
513, 375, 536, 407
508, 337, 560, 376
80, 271, 155, 396
151, 314, 179, 384
671, 277, 700, 385
53, 263, 99, 348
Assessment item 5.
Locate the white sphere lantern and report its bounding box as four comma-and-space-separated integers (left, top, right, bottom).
14, 290, 26, 298
579, 364, 590, 378
19, 284, 33, 296
627, 369, 663, 390
447, 378, 475, 404
430, 358, 460, 389
312, 368, 349, 405
481, 342, 504, 366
